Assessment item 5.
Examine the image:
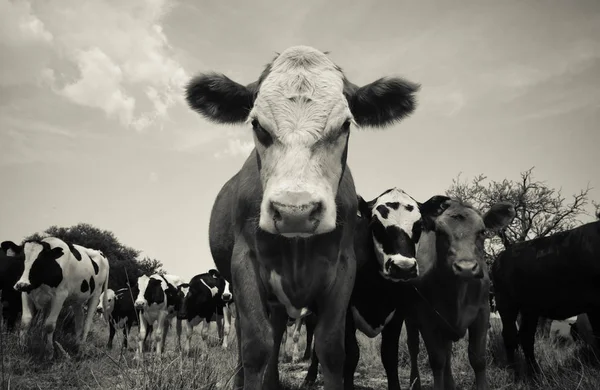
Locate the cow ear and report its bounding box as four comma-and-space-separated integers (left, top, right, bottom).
418, 196, 451, 218
208, 269, 221, 279
49, 247, 64, 260
356, 195, 373, 219
344, 77, 420, 128
186, 73, 258, 124
483, 202, 516, 231
1, 241, 21, 256
179, 283, 190, 290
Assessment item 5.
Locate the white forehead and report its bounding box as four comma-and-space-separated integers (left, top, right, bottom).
105, 289, 115, 300
251, 46, 349, 137
23, 242, 43, 262
223, 280, 231, 293
372, 188, 421, 231
137, 275, 149, 294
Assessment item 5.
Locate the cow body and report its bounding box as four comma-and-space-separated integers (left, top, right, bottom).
0, 241, 24, 331
191, 46, 419, 389
134, 273, 186, 358
406, 197, 515, 390
177, 269, 233, 354
491, 220, 600, 376
7, 237, 110, 359
96, 287, 141, 349
304, 188, 423, 389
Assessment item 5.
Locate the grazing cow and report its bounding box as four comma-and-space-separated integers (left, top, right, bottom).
549, 317, 577, 346
190, 45, 419, 389
492, 220, 600, 377
6, 237, 110, 359
1, 241, 24, 332
304, 188, 423, 389
177, 269, 233, 354
134, 273, 186, 358
96, 287, 142, 350
406, 196, 515, 390
281, 312, 317, 362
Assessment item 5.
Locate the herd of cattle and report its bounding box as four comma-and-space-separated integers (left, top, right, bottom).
1, 45, 599, 390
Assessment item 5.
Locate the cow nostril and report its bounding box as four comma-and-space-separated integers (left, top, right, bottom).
309, 202, 323, 221
270, 202, 282, 222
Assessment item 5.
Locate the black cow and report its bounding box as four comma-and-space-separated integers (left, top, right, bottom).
304, 188, 423, 389
0, 241, 24, 332
177, 269, 232, 354
492, 220, 600, 377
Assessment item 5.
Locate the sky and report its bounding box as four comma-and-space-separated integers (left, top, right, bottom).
1, 0, 599, 279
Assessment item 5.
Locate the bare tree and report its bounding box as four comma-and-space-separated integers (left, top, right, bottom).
593, 200, 600, 220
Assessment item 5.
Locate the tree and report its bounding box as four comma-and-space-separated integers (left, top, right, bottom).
593, 200, 600, 220
23, 223, 164, 289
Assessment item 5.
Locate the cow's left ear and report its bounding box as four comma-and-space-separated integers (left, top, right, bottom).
208, 269, 221, 279
49, 247, 64, 260
357, 195, 373, 219
483, 202, 516, 231
1, 241, 22, 256
179, 283, 190, 290
344, 77, 420, 128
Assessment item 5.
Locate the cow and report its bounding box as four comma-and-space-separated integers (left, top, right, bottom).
96, 287, 143, 350
5, 237, 110, 359
491, 220, 600, 377
281, 312, 317, 362
189, 45, 419, 389
1, 241, 24, 332
134, 273, 186, 358
406, 196, 515, 390
176, 269, 233, 354
304, 188, 423, 389
194, 270, 235, 349
570, 313, 598, 352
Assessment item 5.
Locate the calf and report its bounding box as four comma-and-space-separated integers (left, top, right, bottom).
0, 241, 24, 331
6, 237, 110, 359
406, 196, 515, 390
177, 269, 233, 354
96, 287, 142, 349
192, 45, 419, 390
492, 220, 600, 377
304, 188, 423, 389
134, 273, 186, 358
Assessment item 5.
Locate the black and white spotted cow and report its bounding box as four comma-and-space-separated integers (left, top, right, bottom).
1, 241, 24, 332
177, 269, 234, 354
305, 188, 423, 389
134, 273, 186, 358
8, 237, 110, 359
96, 286, 145, 350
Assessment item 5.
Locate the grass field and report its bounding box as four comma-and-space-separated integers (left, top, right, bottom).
2, 314, 600, 390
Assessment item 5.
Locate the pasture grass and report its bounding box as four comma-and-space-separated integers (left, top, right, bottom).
2, 314, 600, 390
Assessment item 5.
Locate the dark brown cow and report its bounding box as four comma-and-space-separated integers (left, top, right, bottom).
406, 196, 515, 390
187, 46, 419, 389
492, 220, 600, 377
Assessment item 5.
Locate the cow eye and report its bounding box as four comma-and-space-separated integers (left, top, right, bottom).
340, 120, 351, 134
252, 119, 273, 147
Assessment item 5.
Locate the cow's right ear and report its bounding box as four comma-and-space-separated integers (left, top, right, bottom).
357, 195, 373, 220
179, 283, 190, 290
418, 195, 451, 230
1, 241, 22, 256
208, 269, 221, 279
185, 73, 258, 125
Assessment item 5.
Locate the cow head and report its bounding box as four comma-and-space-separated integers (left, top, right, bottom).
358, 188, 422, 282
134, 275, 165, 309
222, 279, 232, 302
186, 46, 419, 237
13, 240, 64, 292
177, 271, 225, 320
416, 196, 516, 280
97, 288, 116, 316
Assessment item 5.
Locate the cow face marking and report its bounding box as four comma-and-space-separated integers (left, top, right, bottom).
14, 240, 63, 292
200, 279, 219, 297
222, 280, 232, 302
144, 278, 165, 305
417, 197, 516, 280
67, 243, 82, 260
185, 45, 420, 238
81, 279, 89, 292
89, 276, 95, 294
367, 188, 422, 282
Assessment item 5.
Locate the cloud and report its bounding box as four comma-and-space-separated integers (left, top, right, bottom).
149, 172, 159, 183
0, 0, 188, 131
214, 138, 255, 159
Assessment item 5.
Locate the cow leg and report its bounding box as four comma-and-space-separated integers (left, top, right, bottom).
107, 320, 116, 349
264, 305, 288, 389
43, 291, 68, 360
406, 318, 422, 390
216, 313, 224, 340
303, 345, 320, 387
158, 316, 170, 356
222, 304, 232, 349
144, 323, 154, 352
199, 319, 209, 341
135, 317, 148, 360
122, 322, 130, 349
182, 320, 193, 356
519, 313, 540, 376
343, 310, 360, 390
302, 316, 315, 361
19, 292, 35, 344
420, 323, 449, 390
468, 308, 490, 390
233, 303, 244, 389
497, 303, 519, 371
231, 243, 273, 390
72, 305, 85, 343
281, 326, 288, 359
443, 347, 456, 390
82, 293, 101, 343
175, 318, 182, 351
381, 312, 404, 390
291, 318, 302, 362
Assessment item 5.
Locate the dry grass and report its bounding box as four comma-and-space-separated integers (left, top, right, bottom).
2, 315, 600, 390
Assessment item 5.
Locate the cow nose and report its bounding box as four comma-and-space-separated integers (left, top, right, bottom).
222, 293, 232, 301
452, 260, 482, 278
14, 281, 32, 292
386, 259, 419, 281
96, 307, 103, 314
134, 300, 146, 309
269, 192, 323, 236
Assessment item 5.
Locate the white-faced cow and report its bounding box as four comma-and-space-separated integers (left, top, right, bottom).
491, 220, 600, 377
407, 197, 515, 390
176, 269, 233, 354
7, 237, 110, 359
134, 273, 186, 358
304, 188, 423, 389
188, 45, 419, 389
96, 287, 142, 350
1, 241, 24, 332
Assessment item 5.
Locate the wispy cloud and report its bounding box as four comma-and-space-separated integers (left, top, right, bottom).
214, 138, 255, 159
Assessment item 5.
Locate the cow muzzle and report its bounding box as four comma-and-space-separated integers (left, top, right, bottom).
385, 257, 419, 281
14, 280, 33, 293
96, 306, 104, 314
222, 292, 232, 302
452, 259, 483, 279
134, 300, 147, 309
266, 191, 324, 237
